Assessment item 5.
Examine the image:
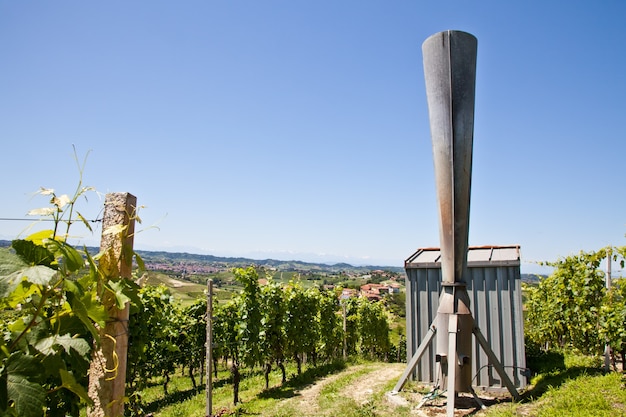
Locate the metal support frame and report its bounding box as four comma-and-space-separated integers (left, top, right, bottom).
392, 323, 437, 394
446, 315, 459, 416
469, 386, 487, 410
472, 325, 520, 401
393, 315, 521, 411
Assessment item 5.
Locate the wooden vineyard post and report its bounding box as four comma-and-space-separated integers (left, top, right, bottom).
206, 279, 213, 417
604, 248, 613, 371
88, 193, 137, 417
342, 301, 347, 361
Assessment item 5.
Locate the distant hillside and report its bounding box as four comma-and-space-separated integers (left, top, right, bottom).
134, 249, 405, 275
0, 240, 404, 275
0, 240, 556, 280
521, 273, 547, 283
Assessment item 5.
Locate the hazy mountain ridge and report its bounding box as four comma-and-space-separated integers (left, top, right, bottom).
0, 240, 549, 279
0, 240, 404, 274
134, 249, 405, 274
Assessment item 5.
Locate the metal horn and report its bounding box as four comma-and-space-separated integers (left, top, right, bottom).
424, 30, 477, 398
423, 30, 477, 285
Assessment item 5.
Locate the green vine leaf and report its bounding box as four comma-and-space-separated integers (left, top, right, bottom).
59, 369, 92, 404
11, 238, 55, 268
45, 239, 84, 273
18, 265, 58, 287
0, 266, 57, 309
5, 353, 39, 379
1, 280, 38, 310
6, 374, 45, 417
106, 279, 140, 310
34, 334, 90, 358
64, 282, 106, 340
22, 230, 54, 246
5, 353, 46, 417
134, 252, 146, 272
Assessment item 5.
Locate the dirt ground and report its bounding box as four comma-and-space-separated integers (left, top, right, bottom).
397, 391, 512, 417
341, 363, 405, 405
286, 362, 512, 417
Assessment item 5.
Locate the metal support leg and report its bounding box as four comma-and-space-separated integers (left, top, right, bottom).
446, 314, 458, 417
473, 325, 520, 401
392, 321, 437, 394
468, 385, 486, 410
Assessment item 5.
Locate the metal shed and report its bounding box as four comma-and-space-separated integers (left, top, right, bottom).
405, 245, 527, 391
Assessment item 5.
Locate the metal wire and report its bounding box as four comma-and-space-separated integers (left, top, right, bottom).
0, 217, 102, 223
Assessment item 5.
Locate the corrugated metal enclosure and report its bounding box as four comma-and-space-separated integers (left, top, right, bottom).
405, 245, 527, 390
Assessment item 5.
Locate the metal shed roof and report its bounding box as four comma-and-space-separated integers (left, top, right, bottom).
405, 245, 521, 268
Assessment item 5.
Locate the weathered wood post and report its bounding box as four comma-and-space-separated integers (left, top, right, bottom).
206, 279, 213, 417
342, 301, 347, 361
604, 247, 613, 371
88, 192, 137, 417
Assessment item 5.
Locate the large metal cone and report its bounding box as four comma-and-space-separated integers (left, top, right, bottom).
422, 30, 477, 284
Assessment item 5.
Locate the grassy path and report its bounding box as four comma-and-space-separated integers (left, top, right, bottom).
264, 362, 406, 416
132, 355, 626, 417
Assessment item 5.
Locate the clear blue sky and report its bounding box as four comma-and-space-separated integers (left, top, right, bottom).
1, 1, 625, 274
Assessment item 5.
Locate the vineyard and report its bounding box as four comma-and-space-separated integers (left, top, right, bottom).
0, 181, 404, 417
0, 240, 403, 417
125, 266, 399, 412
2, 177, 626, 416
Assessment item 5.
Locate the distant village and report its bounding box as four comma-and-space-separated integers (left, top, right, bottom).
257, 270, 403, 302
338, 281, 402, 302
142, 254, 405, 302
144, 259, 224, 275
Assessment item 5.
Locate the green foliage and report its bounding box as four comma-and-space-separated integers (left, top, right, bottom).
317, 290, 342, 361
342, 297, 360, 356
0, 201, 106, 416
356, 298, 391, 359
127, 285, 182, 398
599, 277, 626, 356
213, 267, 265, 404
524, 344, 566, 374
259, 278, 287, 386
385, 291, 405, 318
0, 157, 142, 417
284, 282, 319, 373
525, 247, 623, 354
0, 248, 28, 276
181, 299, 209, 387
213, 299, 239, 365
115, 269, 399, 411
233, 267, 263, 369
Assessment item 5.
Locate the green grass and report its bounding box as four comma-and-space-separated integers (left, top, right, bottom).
142, 271, 235, 306
483, 352, 626, 417
483, 372, 626, 417
75, 351, 626, 416
136, 359, 352, 417
538, 372, 626, 416
316, 364, 376, 412
130, 360, 416, 417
